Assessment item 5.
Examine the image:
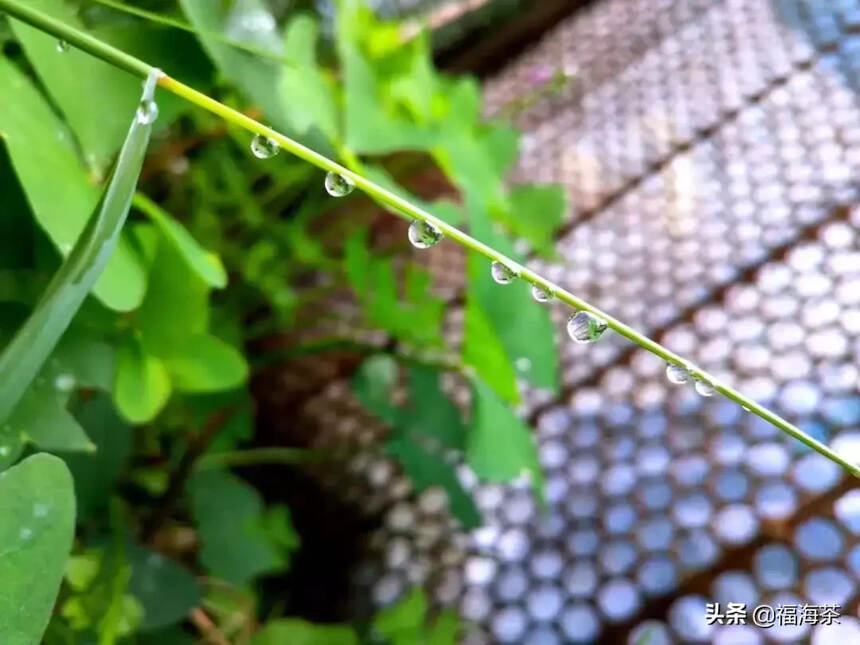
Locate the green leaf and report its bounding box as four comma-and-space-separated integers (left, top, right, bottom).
133, 193, 227, 288
7, 381, 94, 452
466, 378, 541, 486
126, 543, 200, 631
504, 185, 566, 258
373, 588, 426, 643
137, 234, 209, 356
426, 611, 461, 645
402, 366, 465, 450
0, 57, 146, 312
187, 469, 288, 584
0, 66, 157, 424
462, 295, 519, 403
386, 434, 481, 529
113, 337, 172, 424
162, 334, 248, 393
8, 0, 142, 175
280, 14, 339, 142
180, 0, 294, 134
0, 453, 75, 645
252, 619, 357, 645
351, 355, 398, 421
59, 394, 131, 520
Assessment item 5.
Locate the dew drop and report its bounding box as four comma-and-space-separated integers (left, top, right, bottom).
250, 133, 279, 159
491, 261, 518, 285
408, 220, 443, 249
567, 311, 608, 343
325, 171, 355, 197
20, 527, 32, 540
0, 445, 9, 457
33, 504, 48, 518
515, 357, 532, 372
54, 373, 75, 393
694, 379, 716, 397
665, 364, 690, 385
136, 99, 159, 125
531, 284, 553, 302
56, 40, 69, 53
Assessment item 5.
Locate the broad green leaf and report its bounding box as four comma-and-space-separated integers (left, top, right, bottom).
426, 611, 461, 645
133, 193, 227, 288
180, 0, 300, 137
402, 366, 465, 450
7, 382, 94, 453
114, 337, 172, 424
0, 454, 75, 645
0, 422, 25, 471
162, 334, 248, 393
280, 14, 339, 142
462, 295, 519, 403
137, 235, 209, 356
466, 378, 541, 486
0, 58, 145, 311
504, 185, 566, 258
126, 543, 199, 631
351, 354, 398, 421
8, 0, 140, 175
373, 588, 426, 643
188, 469, 288, 584
386, 434, 481, 529
51, 327, 115, 391
0, 67, 157, 424
59, 394, 131, 520
252, 619, 357, 645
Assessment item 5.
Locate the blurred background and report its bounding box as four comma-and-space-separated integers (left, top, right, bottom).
1, 0, 860, 643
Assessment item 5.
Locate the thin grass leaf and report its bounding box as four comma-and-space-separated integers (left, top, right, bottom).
0, 70, 160, 424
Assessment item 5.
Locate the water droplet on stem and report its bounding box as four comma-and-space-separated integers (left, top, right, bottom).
408, 220, 443, 249
694, 379, 716, 397
567, 311, 608, 343
665, 364, 690, 385
136, 99, 158, 125
56, 40, 69, 53
531, 284, 553, 302
491, 261, 518, 284
325, 171, 354, 197
250, 133, 279, 159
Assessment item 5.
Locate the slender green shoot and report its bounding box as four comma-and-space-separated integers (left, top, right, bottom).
0, 0, 857, 477
194, 447, 323, 470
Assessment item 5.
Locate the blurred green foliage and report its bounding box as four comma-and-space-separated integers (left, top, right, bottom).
0, 0, 566, 641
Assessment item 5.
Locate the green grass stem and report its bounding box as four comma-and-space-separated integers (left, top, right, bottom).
1, 0, 857, 477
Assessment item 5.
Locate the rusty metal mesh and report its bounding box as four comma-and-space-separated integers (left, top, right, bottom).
257, 0, 860, 641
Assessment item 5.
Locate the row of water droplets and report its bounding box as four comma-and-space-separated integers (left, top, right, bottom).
249, 134, 356, 197
249, 132, 723, 398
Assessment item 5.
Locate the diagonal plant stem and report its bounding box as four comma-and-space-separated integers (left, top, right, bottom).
1, 0, 857, 477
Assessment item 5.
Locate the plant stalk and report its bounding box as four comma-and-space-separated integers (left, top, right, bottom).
1, 0, 857, 477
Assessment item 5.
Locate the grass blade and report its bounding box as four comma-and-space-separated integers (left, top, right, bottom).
0, 70, 160, 423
